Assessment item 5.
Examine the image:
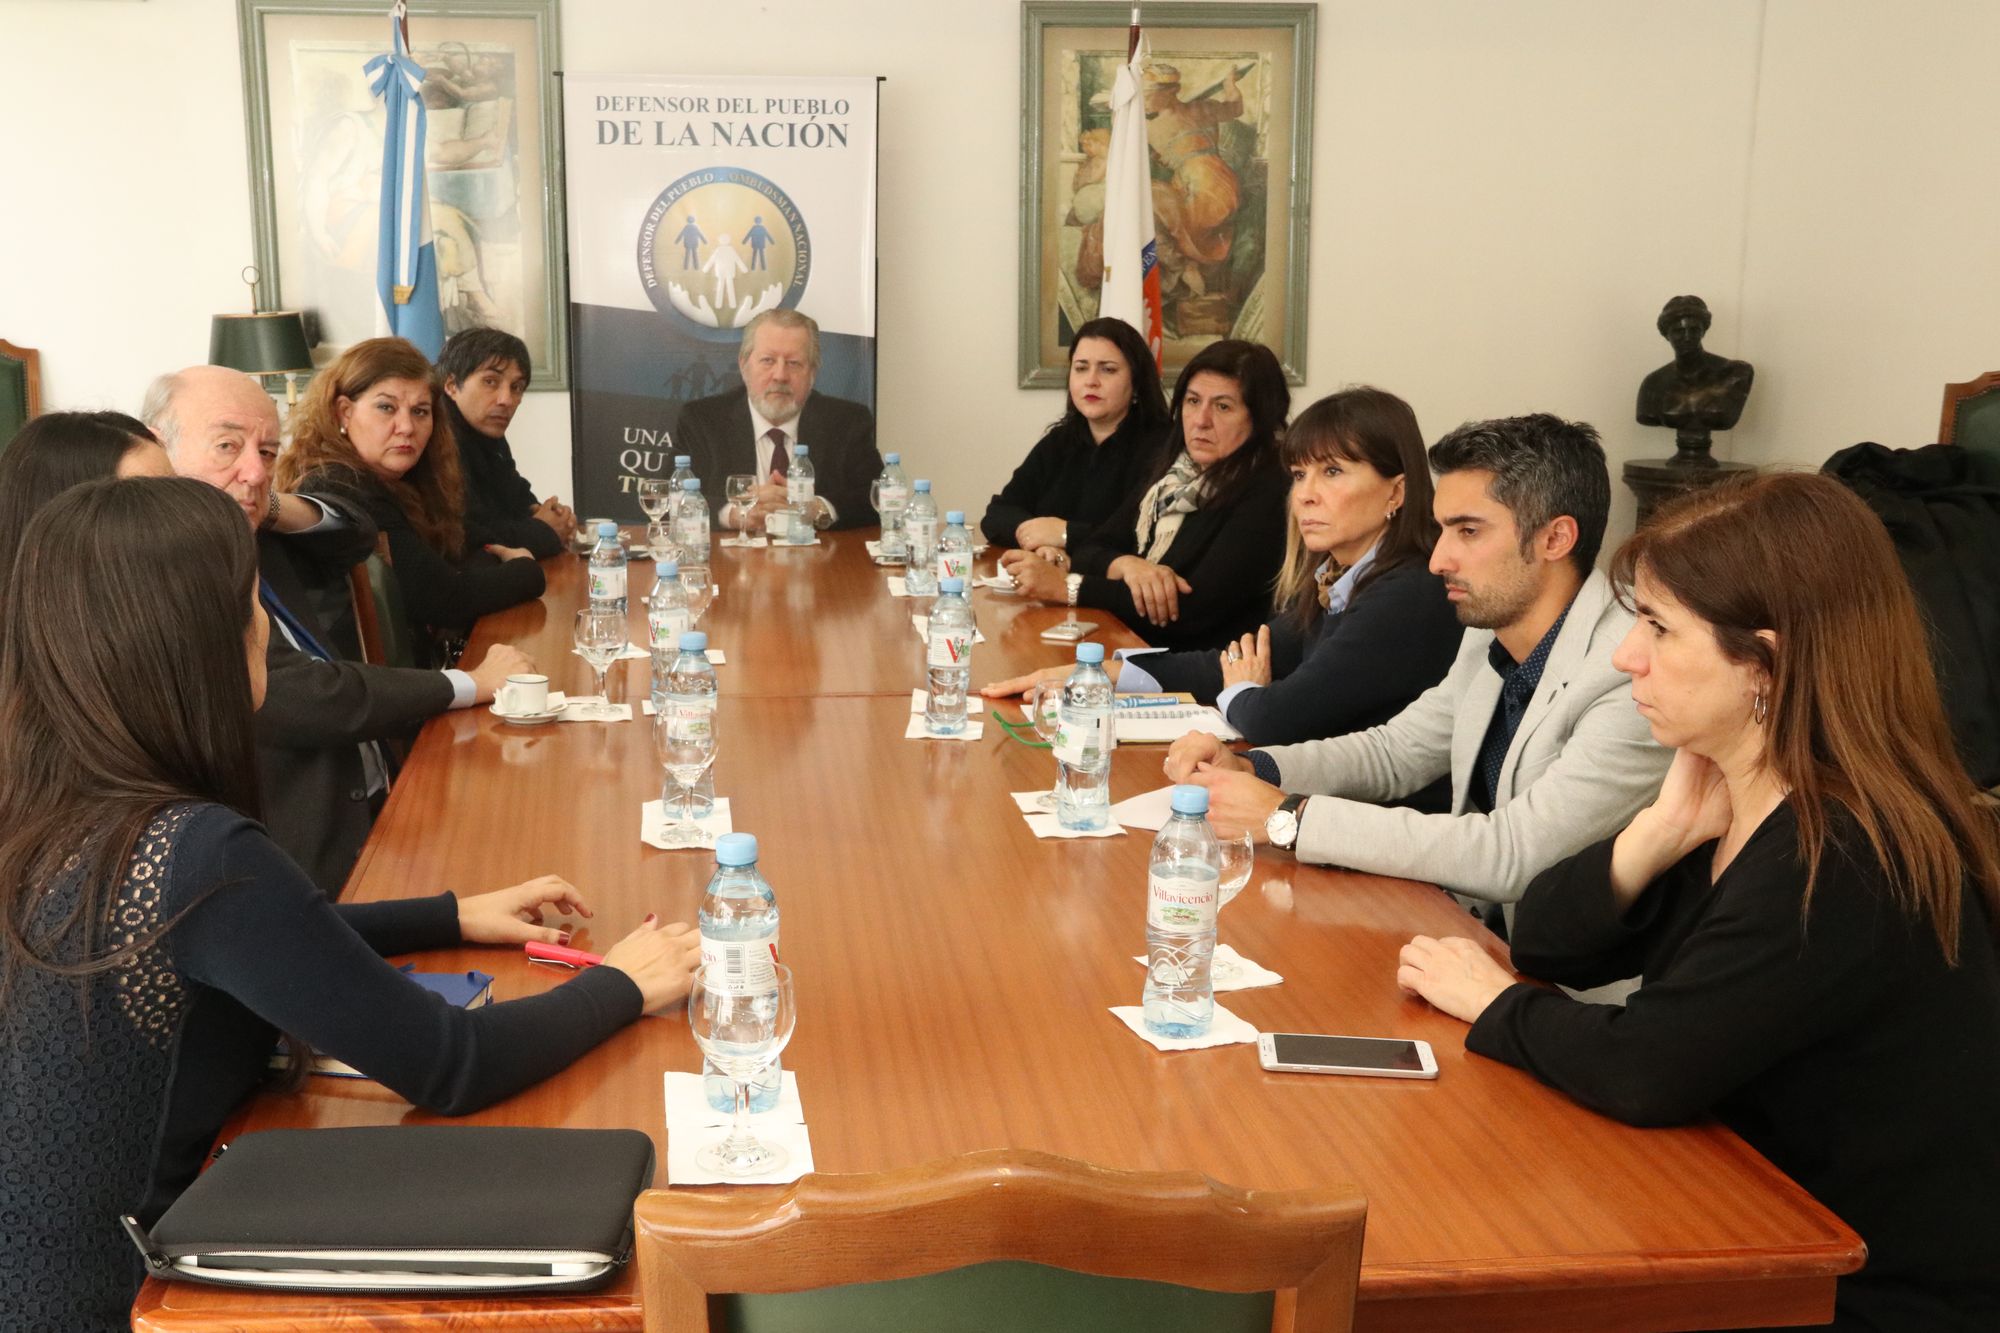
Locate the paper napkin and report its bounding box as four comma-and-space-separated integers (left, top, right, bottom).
667, 1120, 815, 1186
1108, 1003, 1259, 1051
640, 797, 735, 849
1008, 790, 1124, 839
557, 697, 633, 723
1131, 944, 1283, 992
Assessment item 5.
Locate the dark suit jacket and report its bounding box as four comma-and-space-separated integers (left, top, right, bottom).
675, 389, 881, 530
1069, 463, 1290, 650
255, 508, 457, 897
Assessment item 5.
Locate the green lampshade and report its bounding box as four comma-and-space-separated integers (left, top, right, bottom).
208, 312, 313, 377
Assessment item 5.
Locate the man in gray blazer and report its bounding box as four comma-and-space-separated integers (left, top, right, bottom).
1169, 414, 1669, 919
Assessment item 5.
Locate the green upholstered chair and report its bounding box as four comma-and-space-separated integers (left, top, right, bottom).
1939, 371, 2000, 484
0, 340, 42, 456
635, 1149, 1367, 1333
350, 533, 417, 671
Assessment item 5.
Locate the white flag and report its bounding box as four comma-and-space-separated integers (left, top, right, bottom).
1098, 19, 1162, 363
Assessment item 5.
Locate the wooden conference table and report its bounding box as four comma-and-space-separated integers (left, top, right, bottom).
135, 531, 1862, 1332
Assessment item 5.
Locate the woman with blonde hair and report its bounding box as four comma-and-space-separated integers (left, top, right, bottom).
276, 337, 544, 663
1398, 472, 2000, 1329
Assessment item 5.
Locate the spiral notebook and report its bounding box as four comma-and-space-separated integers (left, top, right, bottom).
1114, 706, 1241, 744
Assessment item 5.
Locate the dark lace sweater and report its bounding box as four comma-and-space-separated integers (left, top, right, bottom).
1471, 804, 2000, 1330
0, 803, 642, 1332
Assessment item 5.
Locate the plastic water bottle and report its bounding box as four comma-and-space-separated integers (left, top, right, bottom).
647, 561, 691, 710
665, 631, 717, 819
669, 454, 695, 492
1142, 785, 1221, 1038
698, 832, 782, 1112
587, 520, 627, 613
936, 510, 973, 586
874, 452, 910, 564
904, 480, 939, 596
1053, 643, 1116, 830
672, 478, 711, 564
787, 444, 816, 513
924, 577, 975, 734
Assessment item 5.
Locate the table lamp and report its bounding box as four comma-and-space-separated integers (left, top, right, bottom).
208, 265, 315, 409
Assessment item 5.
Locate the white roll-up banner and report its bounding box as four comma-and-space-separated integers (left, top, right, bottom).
562, 74, 878, 518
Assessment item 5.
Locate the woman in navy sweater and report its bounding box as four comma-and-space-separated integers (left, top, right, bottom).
987, 387, 1461, 762
0, 478, 698, 1331
1398, 474, 2000, 1329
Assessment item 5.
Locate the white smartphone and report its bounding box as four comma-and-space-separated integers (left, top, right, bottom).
1257, 1033, 1439, 1080
1038, 620, 1099, 644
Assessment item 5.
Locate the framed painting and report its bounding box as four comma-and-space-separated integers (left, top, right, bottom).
1019, 1, 1315, 388
236, 0, 567, 387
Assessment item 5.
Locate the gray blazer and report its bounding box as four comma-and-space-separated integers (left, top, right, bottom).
1263, 569, 1670, 906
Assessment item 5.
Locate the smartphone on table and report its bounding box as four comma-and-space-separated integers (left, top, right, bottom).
1257, 1033, 1439, 1080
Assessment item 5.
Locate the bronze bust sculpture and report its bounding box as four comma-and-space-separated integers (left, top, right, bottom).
1636, 295, 1754, 464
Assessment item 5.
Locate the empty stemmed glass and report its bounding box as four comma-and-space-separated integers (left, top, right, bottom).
687, 964, 796, 1177
637, 477, 675, 530
1211, 834, 1256, 984
723, 474, 756, 542
680, 566, 717, 627
654, 690, 718, 846
572, 607, 625, 720
1023, 678, 1067, 811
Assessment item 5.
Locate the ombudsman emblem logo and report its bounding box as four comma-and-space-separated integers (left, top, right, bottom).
637, 167, 810, 338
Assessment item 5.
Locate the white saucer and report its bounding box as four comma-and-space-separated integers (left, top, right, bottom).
492, 704, 565, 725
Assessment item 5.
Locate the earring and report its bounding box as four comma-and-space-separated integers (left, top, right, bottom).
1385, 505, 1398, 521
1752, 690, 1768, 726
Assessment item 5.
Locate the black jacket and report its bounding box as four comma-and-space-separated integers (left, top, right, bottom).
1824, 441, 2000, 787
1141, 560, 1463, 746
674, 389, 881, 530
444, 397, 564, 558
1068, 461, 1289, 650
296, 463, 547, 666
980, 413, 1165, 548
255, 507, 455, 896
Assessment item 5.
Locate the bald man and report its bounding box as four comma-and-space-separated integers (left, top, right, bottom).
144, 366, 532, 895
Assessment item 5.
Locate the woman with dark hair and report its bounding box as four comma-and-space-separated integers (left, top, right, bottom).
275, 336, 544, 663
0, 477, 698, 1331
1398, 473, 2000, 1330
979, 316, 1168, 553
987, 387, 1461, 752
0, 410, 171, 592
1001, 339, 1290, 650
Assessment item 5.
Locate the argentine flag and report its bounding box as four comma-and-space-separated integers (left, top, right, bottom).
1098, 9, 1164, 367
365, 2, 445, 357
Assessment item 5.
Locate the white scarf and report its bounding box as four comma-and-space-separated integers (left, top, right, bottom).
1134, 451, 1203, 563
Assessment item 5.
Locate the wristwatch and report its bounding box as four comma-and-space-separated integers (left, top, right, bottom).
1264, 793, 1308, 851
262, 488, 282, 531
1064, 572, 1082, 606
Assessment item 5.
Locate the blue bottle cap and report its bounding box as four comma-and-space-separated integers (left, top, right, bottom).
939, 577, 965, 594
681, 478, 700, 490
674, 455, 690, 467
1171, 784, 1210, 816
884, 452, 901, 464
793, 444, 809, 456
914, 479, 931, 491
657, 560, 679, 578
678, 632, 708, 652
1075, 643, 1105, 664
714, 833, 758, 867
596, 520, 618, 538
945, 510, 964, 524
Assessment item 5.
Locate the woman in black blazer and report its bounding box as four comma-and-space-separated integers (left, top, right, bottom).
988, 387, 1461, 760
1000, 340, 1289, 651
980, 316, 1169, 553
276, 337, 545, 665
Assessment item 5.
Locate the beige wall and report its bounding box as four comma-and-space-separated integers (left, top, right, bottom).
2, 0, 1993, 554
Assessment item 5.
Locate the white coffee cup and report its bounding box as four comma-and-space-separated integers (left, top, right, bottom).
496, 673, 550, 716
764, 509, 792, 541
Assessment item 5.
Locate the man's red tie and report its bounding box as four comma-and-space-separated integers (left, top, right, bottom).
767, 428, 788, 481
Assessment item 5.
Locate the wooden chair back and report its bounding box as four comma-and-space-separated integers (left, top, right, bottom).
347, 533, 416, 670
1938, 370, 2000, 482
0, 339, 42, 453
635, 1149, 1366, 1333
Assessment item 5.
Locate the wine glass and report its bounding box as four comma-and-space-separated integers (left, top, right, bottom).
679, 564, 716, 627
647, 519, 684, 567
637, 477, 675, 526
654, 693, 718, 846
572, 607, 625, 720
1211, 834, 1257, 985
687, 964, 796, 1177
724, 474, 756, 542
1024, 678, 1067, 811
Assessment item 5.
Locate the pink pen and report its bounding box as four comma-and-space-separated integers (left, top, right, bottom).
525, 940, 604, 970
